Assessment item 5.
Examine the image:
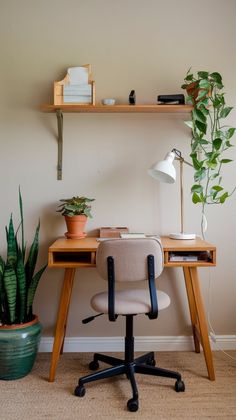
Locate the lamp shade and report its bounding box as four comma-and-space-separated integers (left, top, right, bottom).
148, 151, 176, 184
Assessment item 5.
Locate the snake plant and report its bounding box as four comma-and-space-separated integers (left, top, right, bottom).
0, 189, 46, 325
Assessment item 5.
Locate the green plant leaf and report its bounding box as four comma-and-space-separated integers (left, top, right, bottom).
210, 72, 222, 84
194, 168, 207, 182
213, 138, 222, 150
25, 221, 40, 285
19, 187, 26, 262
195, 120, 207, 134
226, 127, 236, 139
199, 79, 210, 89
26, 265, 47, 319
219, 192, 229, 203
184, 120, 193, 129
220, 107, 233, 118
220, 159, 233, 164
192, 192, 202, 204
193, 108, 206, 123
196, 89, 209, 101
6, 215, 17, 266
3, 262, 17, 324
198, 71, 209, 79
185, 74, 194, 81
191, 184, 203, 193
225, 140, 234, 148
16, 247, 27, 323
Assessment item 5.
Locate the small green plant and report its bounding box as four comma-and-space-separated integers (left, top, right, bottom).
0, 189, 46, 325
182, 69, 236, 237
57, 196, 95, 217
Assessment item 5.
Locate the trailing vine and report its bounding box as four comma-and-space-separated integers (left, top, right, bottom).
182, 70, 236, 238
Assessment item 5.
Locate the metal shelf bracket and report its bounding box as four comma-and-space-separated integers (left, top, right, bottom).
56, 109, 63, 180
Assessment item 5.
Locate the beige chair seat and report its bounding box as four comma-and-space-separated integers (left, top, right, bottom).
91, 289, 170, 315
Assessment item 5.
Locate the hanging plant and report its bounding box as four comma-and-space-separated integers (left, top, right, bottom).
182, 69, 236, 238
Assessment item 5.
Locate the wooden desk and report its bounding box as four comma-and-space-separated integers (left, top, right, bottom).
48, 236, 216, 382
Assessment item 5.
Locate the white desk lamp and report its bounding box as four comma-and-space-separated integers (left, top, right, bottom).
148, 148, 196, 240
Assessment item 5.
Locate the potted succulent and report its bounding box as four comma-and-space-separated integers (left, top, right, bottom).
57, 196, 95, 239
182, 69, 235, 238
0, 189, 46, 380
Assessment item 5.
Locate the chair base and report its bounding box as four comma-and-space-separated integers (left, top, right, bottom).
74, 316, 185, 412
75, 351, 185, 411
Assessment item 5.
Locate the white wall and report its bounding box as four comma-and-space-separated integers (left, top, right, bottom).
0, 0, 236, 339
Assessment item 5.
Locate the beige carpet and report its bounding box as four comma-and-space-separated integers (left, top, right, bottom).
0, 351, 236, 419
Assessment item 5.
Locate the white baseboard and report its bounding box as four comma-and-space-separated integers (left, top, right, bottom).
39, 335, 236, 353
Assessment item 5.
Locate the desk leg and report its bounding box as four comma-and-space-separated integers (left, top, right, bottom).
189, 267, 215, 381
49, 268, 76, 382
183, 267, 200, 353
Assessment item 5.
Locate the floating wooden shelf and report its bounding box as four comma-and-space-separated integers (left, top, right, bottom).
41, 104, 192, 113
41, 103, 193, 180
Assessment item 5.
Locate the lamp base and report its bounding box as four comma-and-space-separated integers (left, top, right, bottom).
169, 232, 196, 240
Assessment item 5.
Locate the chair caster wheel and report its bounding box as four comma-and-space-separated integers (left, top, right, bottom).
146, 357, 156, 367
175, 380, 185, 392
74, 385, 86, 397
89, 360, 99, 370
127, 398, 139, 412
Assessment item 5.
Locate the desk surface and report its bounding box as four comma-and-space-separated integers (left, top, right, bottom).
48, 236, 216, 268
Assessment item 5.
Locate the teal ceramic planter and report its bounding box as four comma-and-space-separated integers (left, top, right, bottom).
0, 316, 42, 380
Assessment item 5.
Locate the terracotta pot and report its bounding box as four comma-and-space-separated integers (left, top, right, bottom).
65, 215, 87, 239
0, 315, 42, 380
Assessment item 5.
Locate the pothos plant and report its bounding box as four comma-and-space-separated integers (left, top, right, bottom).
182, 69, 236, 238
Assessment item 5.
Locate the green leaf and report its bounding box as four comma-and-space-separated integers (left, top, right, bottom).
220, 159, 233, 164
192, 192, 202, 204
7, 216, 17, 266
26, 265, 47, 318
194, 168, 207, 182
213, 138, 222, 150
219, 192, 229, 203
225, 140, 234, 148
16, 248, 27, 323
199, 79, 211, 89
184, 120, 193, 129
210, 72, 222, 84
25, 221, 40, 285
198, 71, 209, 79
191, 156, 202, 170
220, 107, 233, 118
185, 74, 194, 81
191, 184, 203, 193
198, 139, 209, 145
195, 120, 207, 134
193, 108, 206, 123
3, 262, 17, 324
212, 97, 223, 108
196, 89, 209, 101
211, 185, 223, 193
226, 127, 236, 139
19, 187, 26, 262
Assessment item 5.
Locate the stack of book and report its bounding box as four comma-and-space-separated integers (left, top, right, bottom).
63, 84, 92, 104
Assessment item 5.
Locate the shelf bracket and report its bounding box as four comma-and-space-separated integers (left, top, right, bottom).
56, 110, 63, 180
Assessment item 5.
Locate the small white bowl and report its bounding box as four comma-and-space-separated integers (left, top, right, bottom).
101, 98, 116, 105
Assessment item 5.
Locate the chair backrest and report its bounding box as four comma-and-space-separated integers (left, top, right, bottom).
96, 238, 163, 282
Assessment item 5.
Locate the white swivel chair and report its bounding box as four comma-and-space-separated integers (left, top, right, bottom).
74, 238, 185, 412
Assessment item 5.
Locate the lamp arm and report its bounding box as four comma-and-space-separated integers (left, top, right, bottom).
172, 148, 193, 168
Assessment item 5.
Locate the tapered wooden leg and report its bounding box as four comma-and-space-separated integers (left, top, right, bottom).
189, 267, 215, 381
49, 268, 76, 382
183, 267, 200, 353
